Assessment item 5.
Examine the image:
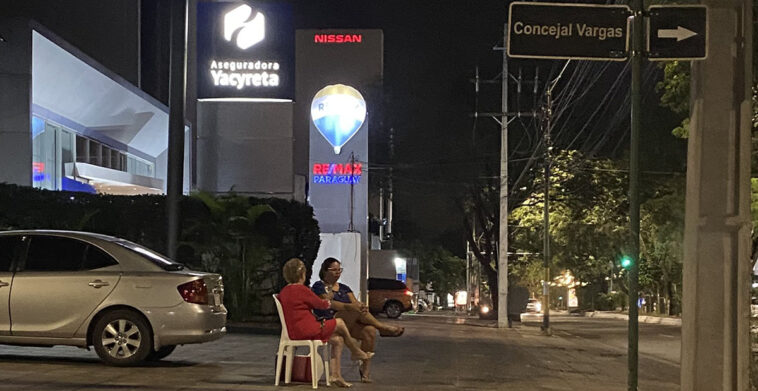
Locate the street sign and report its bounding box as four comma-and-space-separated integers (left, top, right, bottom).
507, 2, 631, 61
646, 5, 708, 61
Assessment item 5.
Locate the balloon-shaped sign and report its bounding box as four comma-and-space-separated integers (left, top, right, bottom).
310, 84, 367, 154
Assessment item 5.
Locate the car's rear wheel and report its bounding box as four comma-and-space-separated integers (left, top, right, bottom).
384, 301, 403, 319
146, 345, 176, 361
92, 310, 152, 366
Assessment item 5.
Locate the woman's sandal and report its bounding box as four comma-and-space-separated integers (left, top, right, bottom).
330, 377, 353, 388
351, 351, 375, 361
379, 326, 404, 337
359, 367, 373, 383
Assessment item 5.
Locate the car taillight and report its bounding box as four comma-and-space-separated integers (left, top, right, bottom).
405, 290, 413, 297
178, 279, 208, 304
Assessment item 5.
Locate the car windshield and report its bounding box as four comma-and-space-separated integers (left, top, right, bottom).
113, 240, 184, 271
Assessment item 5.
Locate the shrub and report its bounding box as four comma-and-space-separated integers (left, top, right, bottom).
0, 184, 320, 320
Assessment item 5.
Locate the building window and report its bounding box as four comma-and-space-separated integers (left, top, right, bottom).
75, 134, 154, 177
31, 117, 56, 190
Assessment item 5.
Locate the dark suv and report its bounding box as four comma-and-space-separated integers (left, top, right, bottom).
368, 278, 413, 318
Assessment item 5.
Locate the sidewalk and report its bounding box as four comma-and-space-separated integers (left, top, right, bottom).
584, 310, 682, 326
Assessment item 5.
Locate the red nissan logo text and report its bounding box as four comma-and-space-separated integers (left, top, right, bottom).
313, 34, 363, 44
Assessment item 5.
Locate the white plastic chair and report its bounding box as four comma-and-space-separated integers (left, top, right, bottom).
273, 294, 331, 389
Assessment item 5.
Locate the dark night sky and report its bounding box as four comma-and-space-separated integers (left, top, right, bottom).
1, 0, 687, 255
291, 1, 685, 255
293, 1, 513, 252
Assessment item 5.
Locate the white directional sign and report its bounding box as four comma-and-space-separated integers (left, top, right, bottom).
646, 5, 708, 61
657, 26, 697, 42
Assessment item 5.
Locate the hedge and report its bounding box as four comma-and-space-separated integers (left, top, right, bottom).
0, 183, 320, 321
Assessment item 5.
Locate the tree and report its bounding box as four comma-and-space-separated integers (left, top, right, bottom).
638, 178, 685, 315
406, 241, 466, 305
461, 179, 501, 310
509, 150, 635, 308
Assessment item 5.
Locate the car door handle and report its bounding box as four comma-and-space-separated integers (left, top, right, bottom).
88, 280, 110, 289
0, 280, 8, 288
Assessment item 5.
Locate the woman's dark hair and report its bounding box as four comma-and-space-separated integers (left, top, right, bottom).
318, 257, 341, 280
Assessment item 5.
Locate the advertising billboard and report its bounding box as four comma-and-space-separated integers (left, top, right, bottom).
296, 29, 383, 297
197, 2, 293, 100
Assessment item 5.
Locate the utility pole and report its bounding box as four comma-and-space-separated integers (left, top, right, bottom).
628, 0, 643, 388
378, 187, 384, 241
497, 23, 510, 328
471, 24, 540, 327
539, 60, 569, 336
541, 87, 552, 335
166, 0, 187, 260
348, 152, 355, 232
387, 127, 394, 249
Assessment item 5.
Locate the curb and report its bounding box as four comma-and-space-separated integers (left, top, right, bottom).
585, 311, 681, 326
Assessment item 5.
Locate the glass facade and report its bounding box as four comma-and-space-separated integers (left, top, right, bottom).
31, 115, 155, 193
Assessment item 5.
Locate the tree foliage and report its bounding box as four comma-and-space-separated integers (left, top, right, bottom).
405, 241, 466, 303
508, 150, 686, 312
510, 151, 628, 295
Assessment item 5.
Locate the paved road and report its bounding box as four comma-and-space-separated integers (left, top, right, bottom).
521, 313, 681, 364
0, 313, 680, 390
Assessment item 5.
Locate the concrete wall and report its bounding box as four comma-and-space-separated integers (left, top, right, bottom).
368, 250, 400, 280
196, 100, 295, 197
0, 18, 32, 186
310, 232, 362, 300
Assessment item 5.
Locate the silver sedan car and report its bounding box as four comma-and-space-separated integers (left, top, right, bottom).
0, 230, 227, 366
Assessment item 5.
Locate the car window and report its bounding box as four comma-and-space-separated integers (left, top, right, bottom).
82, 245, 119, 270
112, 239, 184, 271
0, 236, 23, 272
368, 278, 407, 290
25, 236, 87, 271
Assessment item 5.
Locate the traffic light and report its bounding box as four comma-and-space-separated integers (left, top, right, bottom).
621, 256, 633, 270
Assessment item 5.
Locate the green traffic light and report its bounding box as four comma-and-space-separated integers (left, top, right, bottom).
621, 256, 632, 269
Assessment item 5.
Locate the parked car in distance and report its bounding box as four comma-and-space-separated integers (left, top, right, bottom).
367, 277, 413, 318
0, 230, 227, 366
525, 298, 542, 313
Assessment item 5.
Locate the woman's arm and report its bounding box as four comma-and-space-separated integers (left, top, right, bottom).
315, 284, 361, 312
329, 299, 359, 312
301, 286, 331, 310
347, 292, 368, 313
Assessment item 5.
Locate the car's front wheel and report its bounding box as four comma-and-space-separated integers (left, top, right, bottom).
146, 345, 176, 361
384, 301, 403, 319
92, 310, 153, 366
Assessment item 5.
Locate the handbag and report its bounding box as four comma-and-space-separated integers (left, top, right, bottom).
278, 354, 324, 383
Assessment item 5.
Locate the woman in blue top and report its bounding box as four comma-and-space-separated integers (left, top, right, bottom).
312, 257, 404, 384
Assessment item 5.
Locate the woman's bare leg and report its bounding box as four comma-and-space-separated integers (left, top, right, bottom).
339, 310, 400, 335
357, 312, 402, 335
358, 326, 376, 382
328, 335, 344, 380
333, 318, 371, 360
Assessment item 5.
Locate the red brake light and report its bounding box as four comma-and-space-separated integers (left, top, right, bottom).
405, 290, 413, 297
178, 279, 208, 304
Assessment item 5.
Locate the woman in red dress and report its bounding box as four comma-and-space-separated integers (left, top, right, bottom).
279, 258, 373, 387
